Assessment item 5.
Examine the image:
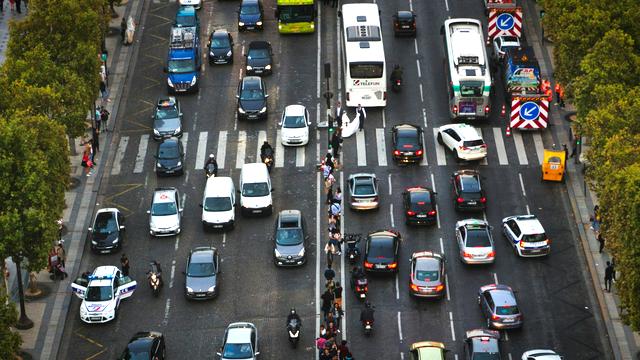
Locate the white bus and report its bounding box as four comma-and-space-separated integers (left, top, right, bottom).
442, 18, 492, 120
341, 3, 386, 107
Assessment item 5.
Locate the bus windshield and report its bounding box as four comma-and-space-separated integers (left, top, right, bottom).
460, 81, 483, 97
278, 5, 314, 23
349, 62, 384, 79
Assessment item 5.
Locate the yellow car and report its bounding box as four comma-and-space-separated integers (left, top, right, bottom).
409, 341, 446, 360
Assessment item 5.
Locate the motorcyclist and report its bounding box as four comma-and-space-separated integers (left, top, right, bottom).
360, 301, 375, 323
352, 266, 366, 281
286, 308, 301, 326
260, 141, 274, 161
204, 154, 218, 176
148, 260, 163, 286
390, 64, 403, 83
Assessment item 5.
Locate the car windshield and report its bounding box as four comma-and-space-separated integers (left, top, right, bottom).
223, 343, 253, 359
354, 183, 374, 196
277, 5, 314, 23
176, 15, 196, 27
368, 238, 394, 261
248, 49, 269, 59
155, 107, 179, 119
168, 59, 196, 73
410, 192, 431, 211
472, 353, 501, 360
496, 305, 519, 315
416, 270, 439, 282
211, 36, 229, 49
85, 285, 112, 302
204, 197, 232, 212
151, 201, 177, 216
460, 81, 484, 97
158, 144, 180, 159
283, 115, 306, 128
94, 213, 117, 234
466, 228, 491, 247
121, 347, 151, 360
522, 233, 547, 242
240, 88, 264, 101
242, 182, 270, 197
240, 4, 259, 15
276, 228, 303, 246
187, 261, 215, 277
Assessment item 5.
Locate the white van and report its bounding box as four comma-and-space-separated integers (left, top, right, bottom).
201, 177, 236, 229
239, 163, 273, 216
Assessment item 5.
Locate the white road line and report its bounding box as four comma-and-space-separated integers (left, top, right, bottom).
376, 128, 387, 166
512, 131, 528, 165
217, 131, 227, 169
492, 127, 508, 165
414, 39, 418, 54
433, 128, 447, 165
162, 298, 171, 326
526, 204, 531, 215
445, 274, 451, 301
257, 130, 267, 162
422, 108, 427, 128
133, 134, 149, 174
436, 204, 441, 229
388, 174, 392, 195
181, 193, 187, 209
518, 173, 527, 197
111, 136, 129, 175
296, 147, 305, 167
195, 131, 208, 170
169, 261, 176, 289
449, 312, 456, 341
356, 130, 367, 166
222, 233, 226, 246
397, 312, 403, 340
420, 130, 428, 166
390, 204, 395, 228
416, 59, 421, 78
180, 132, 188, 158
401, 353, 405, 360
504, 332, 509, 341
236, 131, 247, 169
479, 129, 488, 166
395, 273, 400, 300
439, 237, 444, 254
455, 355, 459, 360
174, 236, 179, 251
419, 83, 424, 102
533, 132, 545, 165
382, 111, 386, 128
508, 353, 513, 360
409, 0, 413, 11
430, 173, 437, 193
444, 0, 450, 11
275, 130, 285, 168
493, 273, 499, 284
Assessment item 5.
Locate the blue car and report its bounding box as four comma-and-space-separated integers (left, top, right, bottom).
238, 0, 264, 31
166, 47, 200, 93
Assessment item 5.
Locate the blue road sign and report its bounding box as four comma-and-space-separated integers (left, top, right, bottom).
519, 101, 540, 121
496, 13, 515, 31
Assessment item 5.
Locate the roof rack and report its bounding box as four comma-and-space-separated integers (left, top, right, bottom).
170, 27, 196, 49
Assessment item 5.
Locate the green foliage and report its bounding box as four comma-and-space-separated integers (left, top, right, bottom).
0, 295, 21, 359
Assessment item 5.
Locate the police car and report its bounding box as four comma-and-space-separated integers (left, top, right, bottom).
502, 215, 551, 257
71, 266, 136, 324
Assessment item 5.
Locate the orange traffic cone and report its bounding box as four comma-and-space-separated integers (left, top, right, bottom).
505, 126, 511, 137
500, 104, 506, 116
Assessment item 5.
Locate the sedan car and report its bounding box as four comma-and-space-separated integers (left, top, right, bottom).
478, 284, 523, 329
155, 137, 184, 176
456, 219, 495, 264
393, 10, 417, 37
392, 124, 424, 164
237, 76, 268, 121
88, 208, 125, 254
502, 214, 551, 257
238, 0, 264, 31
409, 251, 445, 298
364, 230, 400, 273
152, 97, 182, 140
279, 104, 310, 146
208, 29, 234, 65
273, 210, 308, 266
409, 341, 446, 360
403, 186, 437, 225
217, 322, 260, 360
452, 170, 486, 211
184, 246, 220, 300
348, 173, 379, 210
464, 329, 501, 360
521, 349, 563, 360
245, 41, 273, 76
147, 187, 183, 237
118, 331, 166, 360
437, 124, 487, 161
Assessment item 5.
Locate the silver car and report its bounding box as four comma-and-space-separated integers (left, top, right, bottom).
273, 210, 308, 267
456, 219, 495, 264
147, 187, 183, 236
478, 284, 523, 329
348, 173, 379, 210
217, 322, 260, 360
185, 247, 219, 300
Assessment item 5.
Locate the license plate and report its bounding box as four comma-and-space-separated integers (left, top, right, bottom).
468, 201, 477, 205
255, 70, 263, 73
530, 249, 541, 253
90, 317, 101, 321
460, 103, 475, 113
416, 214, 426, 218
248, 115, 257, 119
252, 210, 262, 214
165, 170, 174, 173
404, 152, 414, 156
402, 25, 410, 28
247, 26, 255, 30
375, 264, 386, 269
213, 225, 223, 228
196, 294, 205, 297
503, 318, 514, 323
100, 250, 110, 254
362, 94, 372, 99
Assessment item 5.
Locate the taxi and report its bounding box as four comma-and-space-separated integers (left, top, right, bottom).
71, 266, 136, 324
409, 341, 446, 360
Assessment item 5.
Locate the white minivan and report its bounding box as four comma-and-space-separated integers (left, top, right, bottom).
201, 177, 236, 230
239, 163, 273, 216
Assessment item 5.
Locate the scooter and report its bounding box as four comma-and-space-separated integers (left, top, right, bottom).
287, 319, 301, 348
147, 262, 163, 297
391, 78, 402, 92
353, 277, 368, 299
362, 319, 374, 336
205, 163, 217, 178
344, 233, 362, 264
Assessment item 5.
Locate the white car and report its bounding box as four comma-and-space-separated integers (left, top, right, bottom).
521, 349, 563, 360
147, 187, 183, 236
71, 266, 136, 324
493, 35, 521, 59
279, 104, 311, 146
437, 124, 487, 161
456, 219, 495, 264
179, 0, 201, 9
502, 215, 551, 257
217, 322, 260, 360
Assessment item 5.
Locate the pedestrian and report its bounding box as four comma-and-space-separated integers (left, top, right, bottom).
100, 80, 109, 102
327, 321, 338, 338
333, 302, 343, 328
356, 104, 366, 131
55, 240, 68, 277
611, 258, 617, 282
338, 340, 350, 360
335, 101, 344, 128
329, 231, 342, 254
328, 215, 338, 233
554, 83, 562, 105
121, 17, 127, 44
329, 202, 341, 218
324, 265, 336, 281
331, 129, 343, 158
316, 336, 327, 353
320, 348, 332, 360
323, 152, 334, 171
562, 143, 568, 161
319, 324, 328, 339
81, 148, 93, 176
94, 113, 102, 133
590, 205, 601, 232
120, 253, 130, 276
333, 281, 343, 308
332, 187, 342, 204
326, 185, 334, 205
92, 127, 100, 154
325, 173, 336, 194
604, 261, 614, 292
597, 233, 605, 253
321, 290, 333, 319
344, 352, 354, 360
100, 107, 110, 132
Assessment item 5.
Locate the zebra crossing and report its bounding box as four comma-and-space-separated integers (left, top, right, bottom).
107, 127, 549, 176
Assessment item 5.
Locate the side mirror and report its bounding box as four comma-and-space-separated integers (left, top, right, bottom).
265, 94, 270, 98
119, 225, 125, 230
182, 271, 186, 275
88, 227, 93, 231
163, 67, 168, 73
199, 204, 203, 208
235, 95, 240, 99
278, 122, 282, 126
255, 352, 260, 356
146, 210, 151, 214
216, 353, 222, 357
179, 208, 184, 213
179, 112, 183, 116
271, 188, 275, 192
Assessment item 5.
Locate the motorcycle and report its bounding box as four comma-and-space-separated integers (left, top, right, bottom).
261, 149, 275, 173
362, 319, 374, 336
147, 262, 163, 297
205, 163, 217, 178
353, 277, 368, 299
391, 78, 402, 92
344, 233, 362, 264
287, 318, 301, 348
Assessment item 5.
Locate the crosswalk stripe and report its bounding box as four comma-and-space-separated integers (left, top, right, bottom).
195, 131, 208, 170
134, 134, 149, 174
492, 127, 508, 165
375, 128, 387, 167
420, 130, 428, 166
275, 130, 285, 168
433, 128, 447, 166
356, 130, 367, 166
532, 133, 545, 165
257, 130, 267, 163
296, 147, 305, 167
180, 132, 188, 159
111, 136, 129, 175
512, 131, 528, 165
217, 131, 227, 169
236, 131, 247, 169
479, 129, 488, 165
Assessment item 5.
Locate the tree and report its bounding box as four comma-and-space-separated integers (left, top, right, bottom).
0, 295, 21, 359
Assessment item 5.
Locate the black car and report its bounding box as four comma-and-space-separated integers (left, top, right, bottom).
238, 0, 264, 31
152, 97, 183, 140
208, 29, 234, 65
402, 187, 437, 225
119, 331, 166, 360
364, 230, 401, 273
185, 246, 220, 300
88, 208, 125, 253
237, 76, 268, 120
393, 10, 416, 37
273, 210, 308, 267
155, 137, 184, 176
392, 124, 424, 164
245, 41, 273, 76
452, 170, 486, 211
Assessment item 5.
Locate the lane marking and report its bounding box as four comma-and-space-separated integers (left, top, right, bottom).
133, 134, 149, 174
296, 147, 305, 167
445, 0, 450, 11
275, 130, 285, 168
492, 127, 508, 165
180, 132, 188, 159
532, 132, 545, 165
376, 128, 387, 166
518, 172, 526, 197
445, 274, 451, 301
422, 107, 428, 128
222, 233, 226, 247
388, 174, 392, 195
526, 204, 531, 215
356, 130, 367, 166
169, 261, 176, 289
397, 312, 403, 340
195, 131, 208, 170
217, 131, 227, 169
493, 272, 499, 284
439, 237, 444, 254
419, 83, 424, 102
433, 128, 447, 165
162, 298, 171, 326
257, 130, 267, 163
390, 204, 395, 228
449, 312, 456, 341
235, 131, 246, 169
395, 273, 400, 300
382, 110, 386, 128
414, 38, 418, 54
416, 59, 421, 78
430, 173, 437, 193
111, 136, 129, 175
420, 129, 428, 166
174, 236, 179, 251
512, 131, 528, 165
436, 204, 441, 229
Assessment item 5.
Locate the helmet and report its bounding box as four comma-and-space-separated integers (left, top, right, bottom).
264, 141, 269, 145
209, 154, 215, 159
364, 301, 371, 308
290, 308, 296, 315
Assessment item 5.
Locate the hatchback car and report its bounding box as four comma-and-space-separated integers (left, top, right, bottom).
279, 104, 310, 146
393, 10, 417, 37
364, 230, 400, 273
409, 341, 446, 360
437, 124, 487, 161
392, 124, 424, 164
208, 29, 234, 65
402, 186, 437, 225
478, 284, 523, 329
118, 331, 166, 360
502, 214, 551, 257
88, 208, 125, 254
237, 76, 268, 121
521, 349, 563, 360
464, 329, 501, 360
152, 97, 183, 140
348, 173, 379, 210
452, 170, 486, 211
147, 187, 183, 237
245, 41, 273, 76
155, 137, 184, 176
184, 246, 220, 300
217, 322, 260, 360
493, 35, 521, 60
238, 0, 264, 31
273, 210, 308, 267
409, 251, 445, 298
456, 219, 495, 264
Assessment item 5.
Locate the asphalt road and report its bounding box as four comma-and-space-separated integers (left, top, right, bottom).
58, 0, 611, 359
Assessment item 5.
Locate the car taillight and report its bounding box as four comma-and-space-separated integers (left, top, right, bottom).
393, 150, 401, 156
452, 105, 458, 114
435, 284, 444, 292
485, 105, 490, 114
463, 252, 474, 258
519, 241, 526, 248
383, 91, 387, 101
457, 197, 464, 203
428, 210, 436, 216
487, 251, 495, 257
387, 262, 398, 269
410, 283, 419, 292
416, 149, 423, 156
491, 314, 500, 320
460, 146, 470, 151
407, 211, 416, 216
480, 197, 487, 203
546, 238, 551, 244
364, 261, 374, 269
480, 144, 488, 149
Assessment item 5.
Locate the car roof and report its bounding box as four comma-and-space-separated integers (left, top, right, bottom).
410, 341, 445, 359
486, 288, 517, 305
191, 247, 215, 262
160, 137, 180, 146
511, 215, 545, 234
284, 104, 306, 116
249, 40, 271, 49
241, 0, 259, 4
153, 188, 177, 203
397, 11, 414, 18
227, 322, 255, 343
204, 177, 234, 197
441, 124, 481, 140
394, 123, 420, 133
459, 174, 481, 191
212, 29, 229, 37
88, 266, 119, 286
242, 76, 262, 88
279, 209, 301, 223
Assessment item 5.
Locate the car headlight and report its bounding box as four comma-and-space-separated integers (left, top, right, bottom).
278, 24, 283, 30
256, 21, 263, 26
176, 161, 182, 167
246, 65, 253, 70
91, 240, 97, 245
238, 22, 245, 27
265, 65, 271, 70
207, 286, 216, 292
112, 238, 119, 244
186, 286, 194, 293
259, 106, 267, 113
174, 127, 181, 135
190, 76, 197, 86
157, 162, 162, 168
311, 23, 315, 29
238, 107, 246, 114
226, 50, 232, 57
167, 77, 174, 87
274, 249, 283, 258
80, 306, 88, 316
153, 129, 160, 136
297, 248, 305, 257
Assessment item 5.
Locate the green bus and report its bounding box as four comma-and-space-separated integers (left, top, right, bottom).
276, 0, 315, 34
